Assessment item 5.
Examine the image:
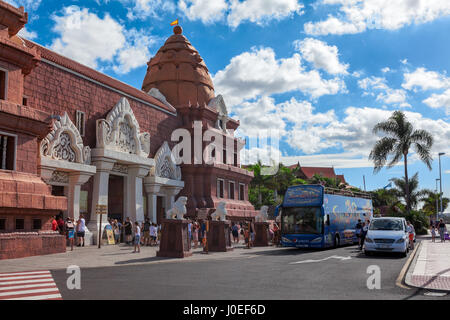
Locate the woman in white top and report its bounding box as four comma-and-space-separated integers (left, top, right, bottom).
133, 222, 141, 253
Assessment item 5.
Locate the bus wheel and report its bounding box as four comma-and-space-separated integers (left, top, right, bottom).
334, 235, 340, 248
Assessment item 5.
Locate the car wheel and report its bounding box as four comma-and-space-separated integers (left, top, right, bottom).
364, 250, 371, 256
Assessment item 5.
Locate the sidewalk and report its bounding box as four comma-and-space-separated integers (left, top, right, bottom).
0, 242, 284, 273
405, 238, 450, 291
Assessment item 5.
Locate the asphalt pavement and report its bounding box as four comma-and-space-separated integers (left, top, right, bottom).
50, 240, 449, 300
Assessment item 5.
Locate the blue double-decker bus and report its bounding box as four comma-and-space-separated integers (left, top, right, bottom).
279, 185, 373, 248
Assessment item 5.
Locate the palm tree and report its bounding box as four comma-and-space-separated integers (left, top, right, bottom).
369, 111, 433, 213
390, 172, 426, 210
420, 190, 449, 218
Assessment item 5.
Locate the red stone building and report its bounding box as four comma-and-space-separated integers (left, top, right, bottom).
0, 3, 256, 258
288, 163, 347, 184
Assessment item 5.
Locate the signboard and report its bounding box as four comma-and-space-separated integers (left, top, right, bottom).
95, 204, 107, 214
283, 185, 323, 207
197, 208, 209, 220
104, 225, 115, 245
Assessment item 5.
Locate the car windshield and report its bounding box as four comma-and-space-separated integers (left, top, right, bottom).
369, 219, 403, 231
281, 207, 323, 234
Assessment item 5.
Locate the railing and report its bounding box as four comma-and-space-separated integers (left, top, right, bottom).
324, 186, 372, 199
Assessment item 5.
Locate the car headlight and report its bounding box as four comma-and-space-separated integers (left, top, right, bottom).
310, 237, 322, 243
395, 237, 405, 243
282, 237, 291, 243
365, 237, 373, 243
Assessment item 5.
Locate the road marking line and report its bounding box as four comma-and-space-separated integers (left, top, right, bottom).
0, 270, 62, 300
0, 274, 53, 281
0, 271, 50, 277
0, 278, 54, 286
290, 255, 351, 264
4, 293, 62, 300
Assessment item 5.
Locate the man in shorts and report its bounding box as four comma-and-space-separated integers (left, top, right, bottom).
142, 218, 151, 246
76, 214, 86, 247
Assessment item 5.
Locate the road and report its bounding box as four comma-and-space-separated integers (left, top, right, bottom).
50, 241, 449, 300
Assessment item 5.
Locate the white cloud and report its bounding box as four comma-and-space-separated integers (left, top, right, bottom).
124, 0, 176, 20
4, 0, 41, 11
294, 38, 349, 75
227, 0, 304, 28
213, 46, 346, 108
50, 6, 154, 74
305, 0, 450, 36
402, 67, 450, 91
18, 27, 37, 40
423, 89, 450, 115
358, 76, 409, 107
178, 0, 304, 28
381, 67, 390, 73
178, 0, 228, 24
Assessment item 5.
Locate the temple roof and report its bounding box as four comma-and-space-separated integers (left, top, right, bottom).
141, 26, 215, 108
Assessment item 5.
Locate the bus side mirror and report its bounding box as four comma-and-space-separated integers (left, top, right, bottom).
326, 215, 330, 226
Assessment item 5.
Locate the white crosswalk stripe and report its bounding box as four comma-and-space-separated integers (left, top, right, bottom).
0, 271, 62, 300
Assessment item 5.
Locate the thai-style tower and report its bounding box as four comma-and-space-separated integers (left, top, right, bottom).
142, 26, 256, 220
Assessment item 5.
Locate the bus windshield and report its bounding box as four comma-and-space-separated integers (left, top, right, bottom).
282, 207, 323, 235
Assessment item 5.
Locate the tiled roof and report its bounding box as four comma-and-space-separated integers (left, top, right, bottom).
23, 39, 177, 115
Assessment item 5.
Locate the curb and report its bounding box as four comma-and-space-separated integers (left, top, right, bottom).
403, 240, 450, 293
395, 241, 421, 289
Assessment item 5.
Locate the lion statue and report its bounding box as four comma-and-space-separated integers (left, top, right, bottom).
255, 205, 269, 222
166, 196, 187, 220
210, 202, 227, 221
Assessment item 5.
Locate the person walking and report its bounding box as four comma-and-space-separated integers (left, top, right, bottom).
124, 217, 133, 245
407, 221, 415, 249
133, 221, 141, 253
438, 219, 447, 243
192, 222, 199, 249
249, 221, 255, 248
76, 214, 86, 247
113, 219, 121, 244
231, 222, 239, 244
51, 216, 58, 232
65, 218, 75, 251
431, 224, 436, 243
142, 218, 151, 246
360, 221, 369, 250
355, 219, 363, 250
149, 223, 157, 246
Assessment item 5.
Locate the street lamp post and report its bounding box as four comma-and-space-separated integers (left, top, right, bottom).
438, 153, 445, 218
436, 178, 440, 221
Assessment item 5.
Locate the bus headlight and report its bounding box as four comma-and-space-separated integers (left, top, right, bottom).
310, 237, 322, 243
365, 237, 374, 243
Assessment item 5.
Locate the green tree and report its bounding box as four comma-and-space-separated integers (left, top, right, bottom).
389, 172, 426, 210
420, 190, 449, 217
369, 111, 434, 213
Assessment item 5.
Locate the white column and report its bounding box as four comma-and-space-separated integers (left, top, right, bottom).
144, 183, 161, 224
67, 173, 93, 222
127, 166, 150, 224
88, 159, 115, 244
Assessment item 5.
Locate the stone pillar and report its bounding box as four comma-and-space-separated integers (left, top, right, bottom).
127, 165, 150, 223
67, 173, 93, 222
88, 159, 115, 244
144, 183, 160, 224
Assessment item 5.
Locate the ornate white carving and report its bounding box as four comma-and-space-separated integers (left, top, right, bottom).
208, 95, 229, 132
255, 205, 269, 222
166, 196, 187, 220
96, 97, 150, 158
150, 141, 181, 180
211, 202, 227, 221
147, 88, 174, 109
50, 171, 69, 184
40, 112, 91, 164
112, 163, 128, 174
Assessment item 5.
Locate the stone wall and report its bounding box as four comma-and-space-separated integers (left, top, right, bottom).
0, 232, 66, 259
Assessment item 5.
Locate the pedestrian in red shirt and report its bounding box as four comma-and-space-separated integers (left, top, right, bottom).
51, 216, 58, 231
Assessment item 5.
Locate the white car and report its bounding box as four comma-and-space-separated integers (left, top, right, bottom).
364, 217, 409, 257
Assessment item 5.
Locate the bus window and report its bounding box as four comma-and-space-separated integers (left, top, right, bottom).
282, 207, 323, 234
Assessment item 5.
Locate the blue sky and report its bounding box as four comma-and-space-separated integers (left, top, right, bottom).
12, 0, 450, 203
